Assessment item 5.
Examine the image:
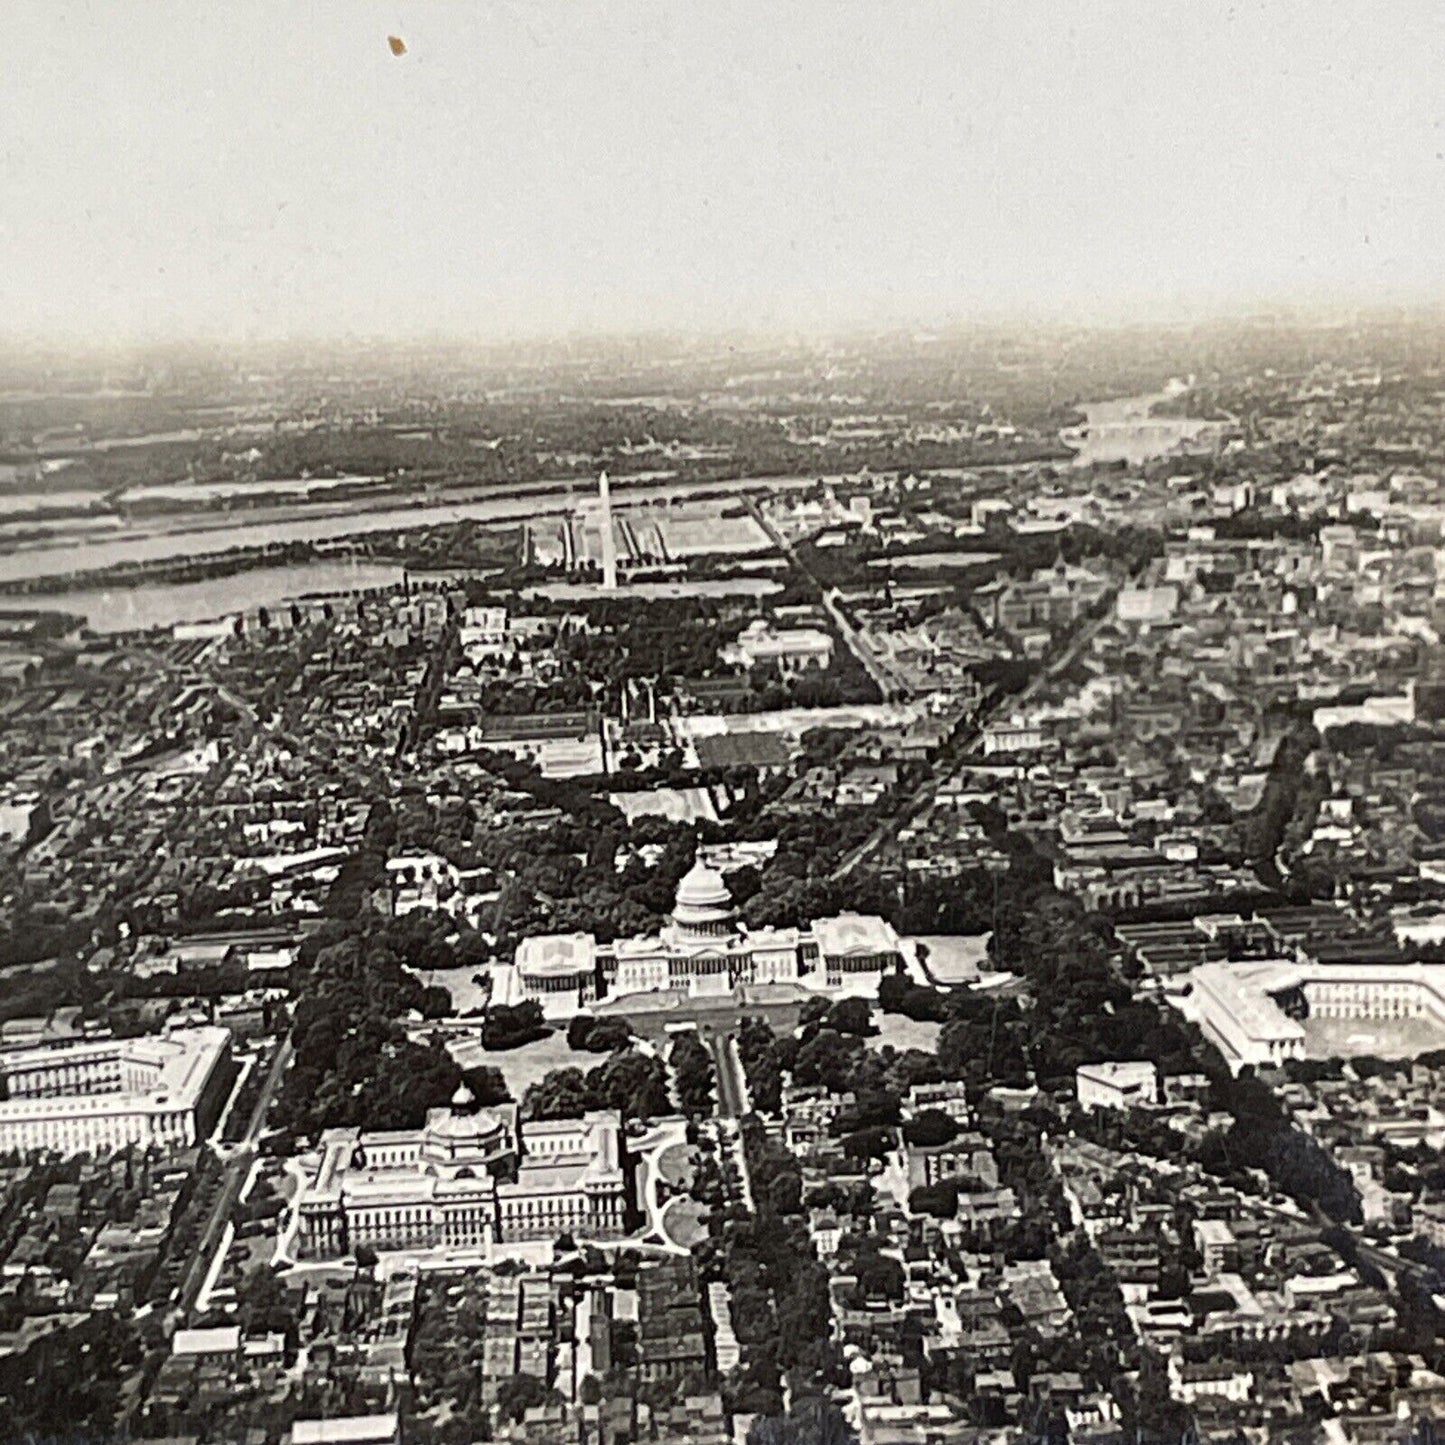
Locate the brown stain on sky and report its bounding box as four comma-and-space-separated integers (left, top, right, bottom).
387, 36, 406, 57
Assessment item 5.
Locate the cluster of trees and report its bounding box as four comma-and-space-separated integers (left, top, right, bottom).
470, 590, 870, 719
970, 658, 1039, 695
908, 1176, 966, 1219
936, 989, 1033, 1091
736, 804, 1044, 948
898, 867, 1011, 937
804, 516, 1160, 624
669, 1032, 716, 1116
715, 1122, 842, 1416
739, 1006, 945, 1127
493, 1371, 561, 1425
566, 1014, 633, 1053
737, 1017, 785, 1115
799, 994, 874, 1038
208, 424, 535, 490
145, 1148, 225, 1305
1209, 507, 1325, 544
878, 971, 950, 1023
554, 597, 742, 705
737, 813, 893, 932
482, 1001, 550, 1051
0, 954, 98, 1023
486, 809, 699, 949
175, 874, 273, 929
382, 520, 520, 580
1241, 720, 1325, 865
748, 852, 1364, 1234
113, 954, 293, 1008
746, 646, 881, 713
968, 1104, 1068, 1255
522, 1047, 671, 1124
984, 854, 1366, 1222
232, 1262, 300, 1353
460, 1064, 513, 1108
409, 1273, 496, 1435
837, 1125, 893, 1162
1203, 1069, 1361, 1223
272, 932, 460, 1139
913, 1098, 1140, 1397
378, 792, 488, 876
323, 803, 400, 920
892, 814, 1041, 937
232, 1169, 288, 1232
745, 1398, 858, 1445
802, 1178, 875, 1216
1046, 1232, 1139, 1392
0, 907, 96, 972
1070, 1056, 1362, 1226
319, 795, 499, 943
889, 971, 1036, 1094
983, 864, 1209, 1084
836, 1235, 905, 1308
928, 832, 1368, 1225
902, 1107, 961, 1148
775, 1025, 873, 1098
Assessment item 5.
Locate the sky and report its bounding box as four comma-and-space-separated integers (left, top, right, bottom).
2, 1, 1442, 343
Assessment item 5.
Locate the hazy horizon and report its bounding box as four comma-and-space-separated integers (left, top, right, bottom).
7, 300, 1445, 367
4, 1, 1443, 347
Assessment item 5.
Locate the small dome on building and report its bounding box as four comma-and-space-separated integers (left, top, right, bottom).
425, 1107, 507, 1150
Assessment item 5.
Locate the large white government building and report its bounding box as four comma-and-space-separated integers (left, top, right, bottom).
1177, 959, 1445, 1073
293, 1089, 629, 1259
508, 857, 902, 1015
0, 1027, 235, 1155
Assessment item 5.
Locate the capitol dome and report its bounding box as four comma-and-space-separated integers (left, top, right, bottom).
672, 857, 736, 937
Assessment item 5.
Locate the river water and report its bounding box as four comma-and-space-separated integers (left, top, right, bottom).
1063, 390, 1219, 466
0, 471, 830, 587
0, 414, 1207, 634
0, 472, 837, 630
0, 559, 409, 634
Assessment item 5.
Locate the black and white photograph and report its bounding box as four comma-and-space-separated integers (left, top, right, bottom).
0, 3, 1443, 1442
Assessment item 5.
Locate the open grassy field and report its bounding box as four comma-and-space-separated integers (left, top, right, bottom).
1301, 1015, 1445, 1061
912, 934, 990, 984
447, 1030, 597, 1098
870, 1015, 943, 1054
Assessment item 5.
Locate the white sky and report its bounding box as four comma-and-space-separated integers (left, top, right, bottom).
2, 1, 1442, 342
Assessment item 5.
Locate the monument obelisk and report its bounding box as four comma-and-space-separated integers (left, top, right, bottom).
598, 470, 618, 590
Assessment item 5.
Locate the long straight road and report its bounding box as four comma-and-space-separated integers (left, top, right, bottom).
829, 581, 1128, 881
707, 1031, 748, 1119
178, 1034, 295, 1323
743, 495, 912, 699
241, 1034, 295, 1146
747, 492, 1152, 884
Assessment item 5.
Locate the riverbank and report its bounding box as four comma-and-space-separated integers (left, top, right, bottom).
0, 558, 412, 634
1061, 389, 1222, 467
0, 470, 832, 587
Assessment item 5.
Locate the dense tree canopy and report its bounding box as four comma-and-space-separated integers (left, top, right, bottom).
522, 1047, 672, 1124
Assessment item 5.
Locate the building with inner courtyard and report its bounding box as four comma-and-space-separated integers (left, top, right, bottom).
293, 1086, 630, 1258
1175, 958, 1445, 1073
0, 1026, 235, 1156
